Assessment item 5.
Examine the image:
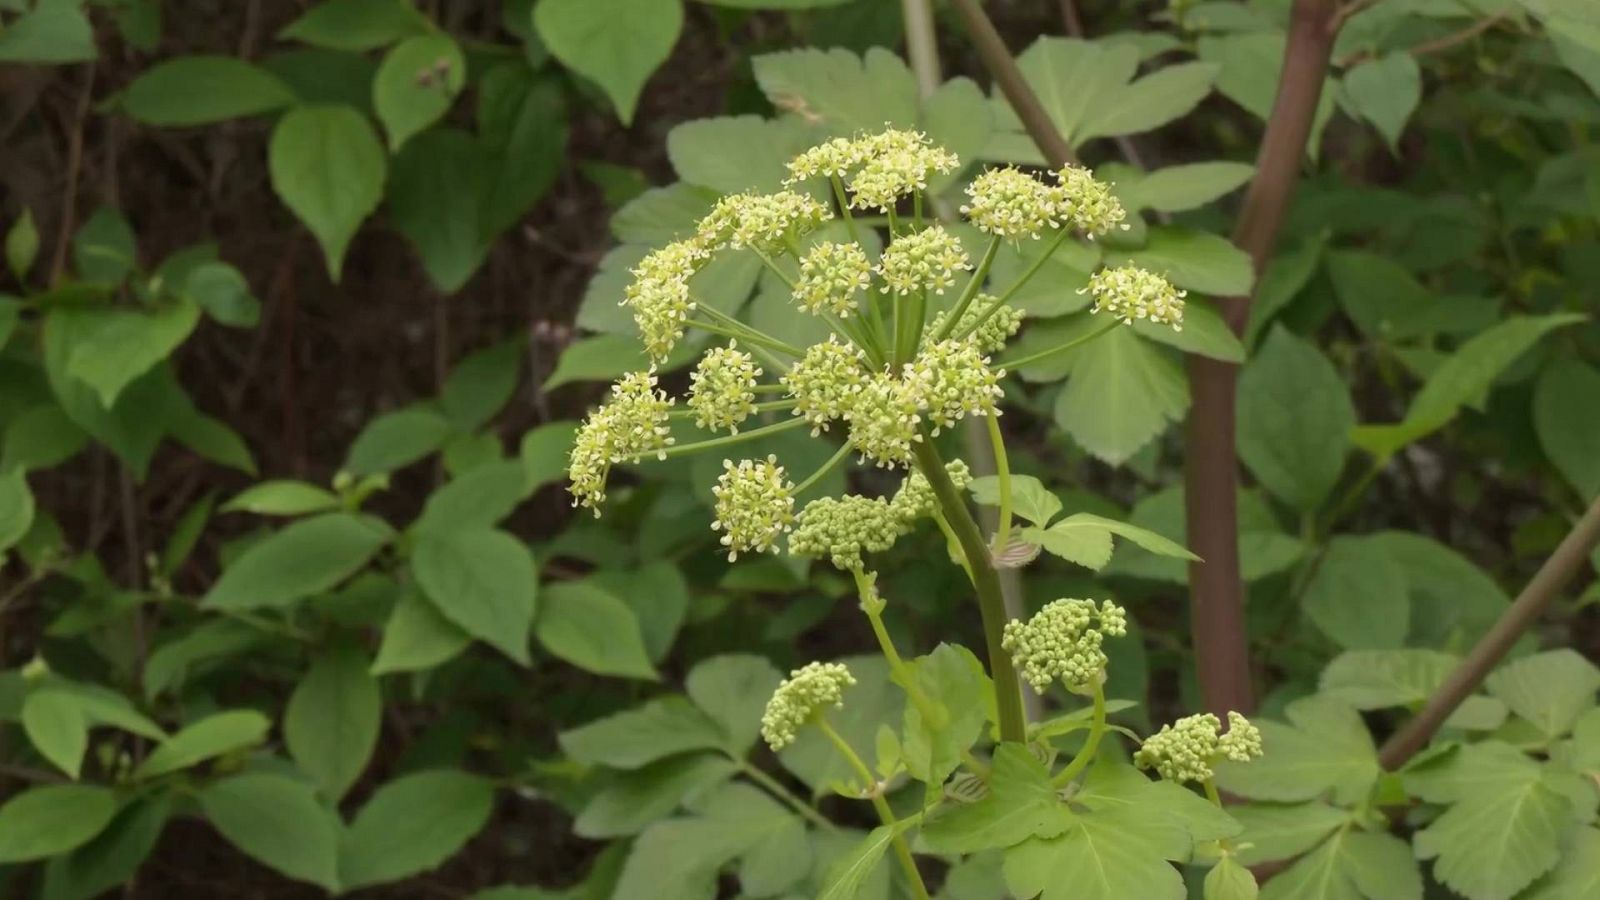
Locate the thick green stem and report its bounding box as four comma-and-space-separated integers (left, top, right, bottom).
737, 760, 835, 830
1051, 682, 1106, 787
795, 441, 852, 497
831, 176, 861, 245
986, 414, 1013, 553
816, 720, 930, 900
657, 417, 806, 459
997, 316, 1119, 370
1203, 778, 1224, 808
854, 569, 945, 729
910, 439, 1028, 743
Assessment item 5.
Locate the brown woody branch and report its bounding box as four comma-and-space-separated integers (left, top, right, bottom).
947, 0, 1077, 168
1378, 493, 1600, 770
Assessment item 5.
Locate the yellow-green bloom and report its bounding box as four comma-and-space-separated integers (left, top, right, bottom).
848, 129, 960, 212
567, 370, 676, 515
787, 136, 869, 183
889, 459, 973, 523
928, 298, 1024, 354
622, 240, 706, 362
783, 335, 868, 433
904, 338, 1004, 435
1054, 164, 1127, 238
1081, 265, 1186, 331
711, 455, 796, 561
697, 190, 832, 254
845, 370, 923, 468
796, 241, 872, 317
877, 225, 971, 296
761, 661, 856, 750
688, 343, 761, 433
962, 166, 1060, 239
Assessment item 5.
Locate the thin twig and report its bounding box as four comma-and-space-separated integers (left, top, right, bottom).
947, 0, 1077, 168
1339, 10, 1511, 66
48, 62, 96, 286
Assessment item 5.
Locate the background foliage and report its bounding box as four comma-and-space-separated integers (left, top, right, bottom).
1, 0, 1598, 898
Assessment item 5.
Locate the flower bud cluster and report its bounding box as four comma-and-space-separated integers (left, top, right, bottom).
688, 343, 761, 433
1001, 598, 1128, 693
904, 338, 1004, 434
568, 371, 676, 514
1081, 265, 1186, 331
789, 494, 905, 572
1135, 711, 1263, 783
711, 455, 796, 561
962, 166, 1061, 239
622, 240, 707, 362
889, 459, 973, 523
761, 661, 856, 751
1055, 165, 1128, 238
796, 241, 872, 317
928, 298, 1024, 354
786, 136, 869, 182
877, 225, 971, 295
697, 191, 831, 254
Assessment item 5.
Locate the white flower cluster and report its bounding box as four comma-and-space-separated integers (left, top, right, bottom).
877, 225, 971, 295
845, 371, 924, 468
1081, 265, 1187, 331
1135, 711, 1263, 784
711, 455, 796, 561
1001, 598, 1128, 693
697, 190, 832, 254
761, 661, 856, 750
962, 166, 1062, 239
688, 343, 761, 433
568, 371, 676, 514
622, 240, 707, 362
1055, 164, 1128, 238
783, 336, 869, 432
904, 338, 1004, 434
784, 128, 958, 213
796, 241, 872, 317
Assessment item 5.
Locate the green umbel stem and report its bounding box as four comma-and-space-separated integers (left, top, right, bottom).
657, 417, 806, 459
934, 234, 1002, 342
1051, 681, 1106, 787
910, 439, 1028, 743
816, 719, 931, 900
997, 315, 1119, 370
986, 414, 1013, 553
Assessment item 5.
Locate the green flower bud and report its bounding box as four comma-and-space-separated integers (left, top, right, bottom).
711, 455, 796, 561
796, 241, 872, 318
790, 494, 905, 571
1136, 710, 1263, 783
1219, 711, 1264, 763
761, 661, 857, 751
888, 459, 973, 524
688, 343, 762, 433
1001, 598, 1128, 693
928, 298, 1024, 354
1080, 265, 1186, 332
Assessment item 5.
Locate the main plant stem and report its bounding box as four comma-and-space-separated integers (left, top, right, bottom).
912, 439, 1028, 743
1184, 0, 1341, 719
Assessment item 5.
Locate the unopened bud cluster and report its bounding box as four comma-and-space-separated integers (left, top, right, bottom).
929, 298, 1024, 354
761, 661, 857, 751
788, 460, 972, 571
1135, 711, 1263, 783
1001, 598, 1128, 693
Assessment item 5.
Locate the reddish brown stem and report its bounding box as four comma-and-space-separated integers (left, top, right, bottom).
1379, 493, 1600, 770
947, 0, 1078, 168
1185, 0, 1341, 719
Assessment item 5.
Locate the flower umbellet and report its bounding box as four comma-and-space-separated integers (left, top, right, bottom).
565, 130, 1253, 898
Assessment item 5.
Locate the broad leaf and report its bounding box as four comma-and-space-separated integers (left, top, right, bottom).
63, 299, 200, 408
1301, 535, 1410, 650
412, 527, 538, 665
922, 744, 1074, 854
120, 56, 295, 125
0, 785, 117, 864
574, 754, 736, 839
1054, 325, 1188, 464
279, 0, 430, 50
40, 796, 171, 900
535, 581, 656, 680
1485, 649, 1600, 739
1341, 54, 1421, 153
339, 770, 495, 889
268, 105, 387, 279
22, 690, 85, 778
203, 513, 388, 610
685, 654, 783, 754
285, 642, 380, 801
344, 406, 451, 475
1534, 357, 1600, 498
199, 774, 341, 891
559, 697, 726, 770
1214, 695, 1378, 805
969, 473, 1061, 527
1237, 326, 1355, 511
1108, 227, 1254, 296
533, 0, 682, 124
372, 587, 471, 674
817, 818, 921, 900
222, 480, 339, 516
134, 709, 271, 779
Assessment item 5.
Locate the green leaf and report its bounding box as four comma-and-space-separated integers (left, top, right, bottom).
5, 207, 38, 278
442, 339, 523, 431
817, 818, 921, 900
22, 690, 85, 778
612, 783, 807, 900
1027, 512, 1200, 571
1301, 535, 1410, 650
1131, 298, 1246, 362
1319, 649, 1462, 710
968, 473, 1061, 527
1485, 649, 1600, 739
32, 681, 163, 741
373, 33, 465, 150
286, 642, 380, 801
40, 796, 171, 900
0, 1, 95, 64
412, 527, 538, 665
222, 480, 340, 516
533, 0, 683, 124
200, 773, 341, 891
1325, 250, 1487, 342
0, 468, 36, 554
345, 406, 451, 475
185, 261, 260, 328
923, 744, 1074, 854
1341, 54, 1420, 154
1214, 695, 1378, 805
685, 654, 782, 754
1079, 60, 1220, 144
1108, 226, 1254, 296
203, 513, 389, 610
120, 56, 295, 125
1364, 531, 1509, 647
339, 770, 495, 889
414, 460, 528, 533
1245, 236, 1325, 347
1260, 828, 1420, 900
546, 332, 700, 389
901, 644, 989, 789
477, 65, 567, 239
1197, 32, 1336, 155
1, 404, 88, 474
559, 697, 726, 770
170, 410, 257, 475
65, 299, 200, 407
535, 581, 656, 680
1229, 802, 1351, 867
1103, 486, 1303, 584
1523, 827, 1600, 900
574, 754, 736, 839
268, 105, 387, 279
1054, 325, 1188, 464
779, 656, 902, 794
1001, 805, 1186, 900
0, 785, 117, 864
1414, 761, 1572, 900
1534, 357, 1600, 499
989, 38, 1146, 154
1205, 857, 1259, 900
134, 709, 271, 779
279, 0, 430, 51
520, 421, 580, 493
590, 562, 691, 663
372, 586, 471, 674
666, 115, 815, 194
750, 46, 918, 137
1237, 326, 1354, 511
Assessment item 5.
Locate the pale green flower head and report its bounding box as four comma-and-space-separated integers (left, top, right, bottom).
928, 297, 1024, 354
711, 455, 796, 561
796, 241, 872, 317
889, 459, 973, 523
761, 661, 857, 751
789, 494, 905, 572
1001, 598, 1128, 693
1055, 164, 1128, 238
1081, 265, 1186, 331
904, 338, 1004, 435
786, 136, 869, 183
1136, 711, 1262, 783
963, 166, 1060, 239
622, 239, 706, 362
783, 335, 868, 433
688, 343, 761, 433
845, 370, 923, 468
697, 190, 832, 254
567, 370, 676, 516
877, 225, 971, 296
848, 128, 960, 212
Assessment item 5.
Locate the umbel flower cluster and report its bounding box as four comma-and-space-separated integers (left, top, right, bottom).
1135, 711, 1264, 783
568, 129, 1187, 559
1001, 598, 1129, 693
761, 661, 857, 751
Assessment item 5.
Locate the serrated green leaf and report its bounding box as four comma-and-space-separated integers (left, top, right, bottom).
1206, 857, 1259, 900
134, 710, 271, 779
285, 642, 379, 801
969, 473, 1061, 527
1214, 695, 1378, 805
574, 754, 736, 839
535, 581, 656, 680
1054, 325, 1188, 464
685, 654, 782, 754
1108, 226, 1254, 296
1230, 802, 1352, 867
203, 513, 388, 610
1301, 535, 1410, 650
817, 817, 920, 900
413, 527, 537, 665
1485, 649, 1600, 739
344, 406, 450, 475
1534, 357, 1600, 499
0, 785, 116, 864
1414, 769, 1571, 900
559, 697, 726, 770
923, 744, 1074, 854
